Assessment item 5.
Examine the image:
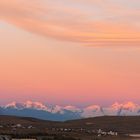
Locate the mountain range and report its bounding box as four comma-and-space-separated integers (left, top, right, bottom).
0, 101, 140, 121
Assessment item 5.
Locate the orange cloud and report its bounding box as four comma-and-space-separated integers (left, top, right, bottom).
0, 0, 139, 47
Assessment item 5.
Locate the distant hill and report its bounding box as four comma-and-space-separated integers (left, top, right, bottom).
65, 116, 140, 134
0, 115, 140, 134
0, 115, 60, 135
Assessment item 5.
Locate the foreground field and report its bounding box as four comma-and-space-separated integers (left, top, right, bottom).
0, 115, 140, 140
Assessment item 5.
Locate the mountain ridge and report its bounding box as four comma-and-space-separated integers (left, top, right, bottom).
0, 101, 140, 121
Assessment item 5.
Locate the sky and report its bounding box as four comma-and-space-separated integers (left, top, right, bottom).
0, 0, 140, 106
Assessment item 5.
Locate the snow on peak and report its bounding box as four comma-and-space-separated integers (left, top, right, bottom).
5, 101, 24, 109
3, 101, 140, 117
122, 102, 138, 110
24, 101, 48, 111
118, 102, 140, 116
5, 101, 51, 112
63, 105, 81, 112
111, 102, 123, 110
81, 105, 104, 118
85, 105, 101, 110
51, 105, 64, 114
111, 101, 138, 110
104, 101, 140, 116
5, 101, 17, 108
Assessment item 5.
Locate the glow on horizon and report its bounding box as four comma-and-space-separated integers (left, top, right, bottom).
0, 0, 140, 106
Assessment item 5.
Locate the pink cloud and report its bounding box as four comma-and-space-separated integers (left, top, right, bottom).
0, 0, 139, 47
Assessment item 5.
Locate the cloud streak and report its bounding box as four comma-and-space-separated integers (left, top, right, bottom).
0, 0, 140, 47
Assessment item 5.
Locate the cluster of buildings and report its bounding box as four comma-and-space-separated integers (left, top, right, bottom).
0, 124, 35, 130
97, 129, 118, 137
50, 127, 118, 137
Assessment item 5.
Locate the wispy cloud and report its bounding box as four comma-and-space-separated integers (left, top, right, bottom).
0, 0, 139, 46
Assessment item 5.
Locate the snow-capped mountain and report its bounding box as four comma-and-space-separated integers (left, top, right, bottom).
0, 101, 140, 121
5, 101, 50, 111
81, 105, 104, 118
4, 101, 81, 114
